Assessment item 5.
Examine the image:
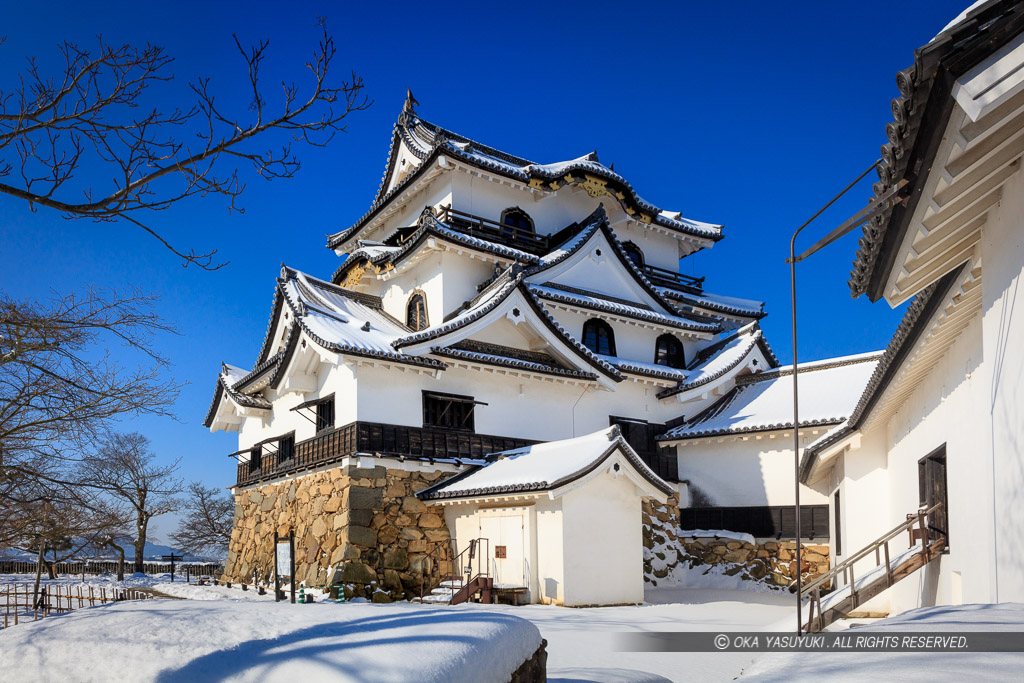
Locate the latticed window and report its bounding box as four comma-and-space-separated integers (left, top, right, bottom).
500, 207, 534, 238
582, 319, 616, 356
278, 434, 295, 462
654, 334, 685, 369
407, 292, 428, 331
423, 391, 482, 431
315, 398, 334, 433
622, 241, 644, 267
248, 446, 262, 474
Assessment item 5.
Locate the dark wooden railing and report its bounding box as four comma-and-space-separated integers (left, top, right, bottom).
641, 263, 705, 294
435, 205, 550, 254
424, 205, 706, 294
236, 421, 537, 487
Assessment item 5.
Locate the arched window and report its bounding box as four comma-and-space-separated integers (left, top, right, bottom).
407, 291, 429, 331
500, 207, 534, 239
622, 241, 644, 267
654, 334, 685, 369
583, 319, 616, 356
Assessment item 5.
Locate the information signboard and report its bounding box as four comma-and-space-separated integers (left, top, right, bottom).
276, 541, 292, 578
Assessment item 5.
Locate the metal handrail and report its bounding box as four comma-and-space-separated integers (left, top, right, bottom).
801, 502, 944, 598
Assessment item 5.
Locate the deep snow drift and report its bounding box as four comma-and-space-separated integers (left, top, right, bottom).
0, 600, 541, 683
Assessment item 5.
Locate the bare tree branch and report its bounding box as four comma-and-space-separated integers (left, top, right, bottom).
0, 19, 371, 269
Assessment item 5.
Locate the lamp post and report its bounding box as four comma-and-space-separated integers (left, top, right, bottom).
785, 159, 905, 634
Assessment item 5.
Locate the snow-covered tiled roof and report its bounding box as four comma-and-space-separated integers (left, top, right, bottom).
656, 323, 779, 400
327, 110, 724, 251
595, 354, 689, 382
529, 284, 720, 334
431, 345, 599, 381
658, 287, 766, 319
659, 352, 884, 441
417, 426, 673, 501
332, 209, 541, 285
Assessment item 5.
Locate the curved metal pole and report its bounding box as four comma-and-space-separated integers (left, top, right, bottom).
788, 159, 881, 635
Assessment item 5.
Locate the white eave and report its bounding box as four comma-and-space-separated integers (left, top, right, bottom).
884, 37, 1024, 306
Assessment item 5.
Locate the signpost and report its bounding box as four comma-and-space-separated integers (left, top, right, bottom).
273, 531, 296, 603
161, 553, 183, 583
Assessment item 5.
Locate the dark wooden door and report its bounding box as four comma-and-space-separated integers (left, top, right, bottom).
919, 447, 948, 541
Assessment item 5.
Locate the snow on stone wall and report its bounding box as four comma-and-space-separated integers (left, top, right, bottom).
642, 497, 830, 591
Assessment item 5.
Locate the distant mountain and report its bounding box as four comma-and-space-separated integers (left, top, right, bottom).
1, 539, 223, 563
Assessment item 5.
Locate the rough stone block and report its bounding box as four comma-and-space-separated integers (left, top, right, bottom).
378, 526, 400, 545
423, 529, 449, 542
341, 525, 377, 548
418, 513, 444, 528
339, 561, 378, 584
399, 527, 423, 541
401, 496, 427, 513
344, 486, 383, 511
323, 497, 341, 513
383, 548, 409, 570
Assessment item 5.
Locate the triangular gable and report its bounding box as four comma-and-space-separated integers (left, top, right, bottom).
417, 425, 673, 502
393, 272, 622, 388
523, 207, 683, 318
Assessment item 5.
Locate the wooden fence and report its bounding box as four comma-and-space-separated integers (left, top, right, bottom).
0, 560, 223, 577
1, 583, 154, 629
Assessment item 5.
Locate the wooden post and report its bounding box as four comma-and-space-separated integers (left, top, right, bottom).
289, 530, 296, 605
274, 530, 280, 603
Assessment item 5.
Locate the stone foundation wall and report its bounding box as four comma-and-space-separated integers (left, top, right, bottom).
225, 462, 455, 601
643, 497, 830, 589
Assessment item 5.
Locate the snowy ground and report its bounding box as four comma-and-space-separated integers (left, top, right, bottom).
6, 572, 1020, 682
742, 603, 1024, 682
0, 599, 541, 683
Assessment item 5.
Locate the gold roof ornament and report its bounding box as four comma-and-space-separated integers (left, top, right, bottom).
403, 88, 419, 115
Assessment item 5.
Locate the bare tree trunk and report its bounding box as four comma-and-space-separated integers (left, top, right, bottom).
46, 558, 57, 580
32, 539, 45, 610
134, 517, 148, 574
116, 544, 125, 582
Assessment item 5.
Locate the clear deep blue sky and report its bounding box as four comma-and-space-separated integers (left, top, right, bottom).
1, 1, 970, 541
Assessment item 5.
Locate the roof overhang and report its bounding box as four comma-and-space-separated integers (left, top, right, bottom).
851, 1, 1024, 302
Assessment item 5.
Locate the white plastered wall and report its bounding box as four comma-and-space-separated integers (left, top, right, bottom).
674, 432, 830, 508
560, 472, 646, 605
980, 165, 1024, 603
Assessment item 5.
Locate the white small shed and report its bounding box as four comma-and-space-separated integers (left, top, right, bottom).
418, 426, 672, 606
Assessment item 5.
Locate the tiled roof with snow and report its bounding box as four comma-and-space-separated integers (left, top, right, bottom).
530, 283, 720, 334
595, 354, 689, 382
417, 426, 673, 500
656, 323, 779, 400
327, 111, 723, 251
658, 287, 766, 319
659, 352, 884, 441
332, 210, 541, 284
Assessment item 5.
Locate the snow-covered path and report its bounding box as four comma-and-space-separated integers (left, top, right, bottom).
450, 587, 797, 682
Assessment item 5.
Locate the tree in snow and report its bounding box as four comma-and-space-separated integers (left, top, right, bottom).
170, 482, 234, 558
0, 19, 370, 269
79, 432, 183, 573
0, 288, 178, 555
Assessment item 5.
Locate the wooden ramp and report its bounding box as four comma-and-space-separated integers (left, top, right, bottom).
802, 503, 945, 633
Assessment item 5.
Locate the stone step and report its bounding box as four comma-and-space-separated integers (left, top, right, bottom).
439, 580, 466, 588
417, 594, 453, 604
430, 587, 458, 596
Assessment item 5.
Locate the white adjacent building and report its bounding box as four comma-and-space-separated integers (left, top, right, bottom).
801, 0, 1024, 616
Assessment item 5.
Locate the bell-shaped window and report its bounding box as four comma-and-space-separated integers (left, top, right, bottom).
407, 291, 429, 331
583, 319, 616, 356
654, 334, 685, 369
500, 207, 535, 239
622, 241, 644, 267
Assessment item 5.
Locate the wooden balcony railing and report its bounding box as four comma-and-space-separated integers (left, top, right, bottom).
640, 263, 705, 294
235, 421, 536, 487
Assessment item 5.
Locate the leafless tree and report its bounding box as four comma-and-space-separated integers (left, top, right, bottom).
0, 19, 371, 269
0, 288, 179, 556
170, 481, 234, 558
79, 432, 183, 573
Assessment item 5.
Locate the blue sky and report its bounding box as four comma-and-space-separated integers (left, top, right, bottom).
0, 1, 971, 541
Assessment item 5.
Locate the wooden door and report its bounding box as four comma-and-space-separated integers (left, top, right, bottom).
479, 513, 525, 588
919, 447, 948, 542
